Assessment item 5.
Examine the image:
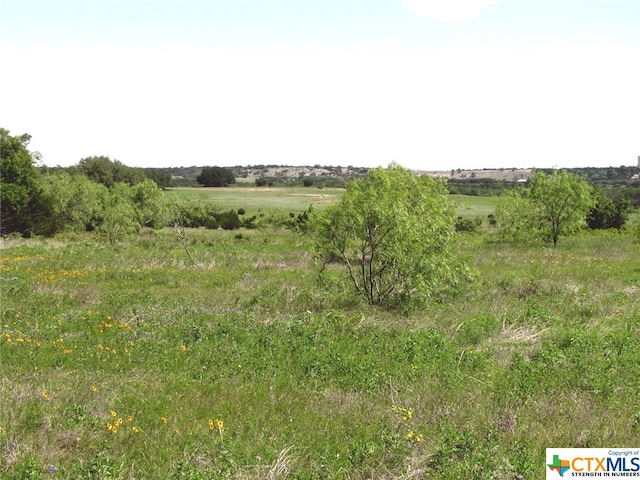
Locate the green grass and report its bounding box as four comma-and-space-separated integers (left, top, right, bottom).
1, 227, 639, 478
165, 186, 341, 217
450, 194, 496, 218
166, 187, 497, 220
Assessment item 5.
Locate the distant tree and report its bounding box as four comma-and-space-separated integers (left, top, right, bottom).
495, 170, 594, 246
197, 166, 236, 187
529, 170, 594, 246
144, 169, 175, 188
255, 178, 268, 187
0, 128, 46, 236
77, 156, 145, 187
303, 178, 314, 187
586, 188, 631, 230
311, 164, 471, 307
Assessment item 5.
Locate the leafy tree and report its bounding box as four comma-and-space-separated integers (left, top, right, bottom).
494, 188, 538, 243
495, 170, 594, 246
39, 172, 108, 233
77, 156, 145, 187
196, 166, 236, 187
311, 164, 471, 307
529, 170, 594, 246
214, 210, 241, 230
97, 183, 140, 244
130, 178, 167, 228
0, 128, 46, 236
143, 168, 175, 188
586, 188, 631, 230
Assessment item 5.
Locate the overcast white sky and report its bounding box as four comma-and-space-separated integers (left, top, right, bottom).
1, 0, 638, 170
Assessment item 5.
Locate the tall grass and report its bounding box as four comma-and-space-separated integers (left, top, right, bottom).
1, 228, 638, 478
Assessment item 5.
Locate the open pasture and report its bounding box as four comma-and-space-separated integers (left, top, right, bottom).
1, 228, 639, 478
165, 186, 342, 216
165, 187, 496, 221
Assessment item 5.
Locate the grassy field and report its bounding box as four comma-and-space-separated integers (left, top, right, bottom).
1, 212, 639, 478
165, 187, 496, 221
165, 187, 343, 217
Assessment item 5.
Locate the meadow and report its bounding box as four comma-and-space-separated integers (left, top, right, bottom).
165, 187, 493, 219
1, 191, 639, 479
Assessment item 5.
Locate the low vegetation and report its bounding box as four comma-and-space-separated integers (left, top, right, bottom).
2, 127, 640, 478
2, 222, 640, 478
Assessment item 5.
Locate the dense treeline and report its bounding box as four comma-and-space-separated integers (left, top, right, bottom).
0, 129, 309, 239
1, 127, 638, 240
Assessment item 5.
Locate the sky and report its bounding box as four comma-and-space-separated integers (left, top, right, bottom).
1, 0, 638, 171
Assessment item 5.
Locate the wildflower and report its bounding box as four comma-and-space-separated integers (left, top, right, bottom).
42, 391, 49, 399
180, 345, 187, 351
0, 426, 4, 433
111, 411, 117, 417
215, 419, 225, 433
126, 415, 133, 422
407, 431, 414, 439
208, 419, 215, 430
115, 418, 123, 427
91, 385, 97, 392
161, 416, 168, 424
132, 426, 139, 433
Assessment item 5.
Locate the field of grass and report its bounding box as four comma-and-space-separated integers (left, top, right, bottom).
1, 224, 639, 478
165, 187, 342, 217
450, 195, 496, 218
165, 188, 497, 220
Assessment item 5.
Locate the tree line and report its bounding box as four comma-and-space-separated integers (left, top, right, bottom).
2, 127, 638, 310
0, 129, 294, 240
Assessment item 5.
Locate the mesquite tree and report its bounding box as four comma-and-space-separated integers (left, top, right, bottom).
311, 164, 471, 307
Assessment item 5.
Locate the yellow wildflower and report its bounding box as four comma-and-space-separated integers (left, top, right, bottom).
91, 385, 97, 392
111, 411, 117, 417
42, 391, 49, 399
161, 416, 168, 424
132, 426, 139, 433
215, 419, 225, 433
